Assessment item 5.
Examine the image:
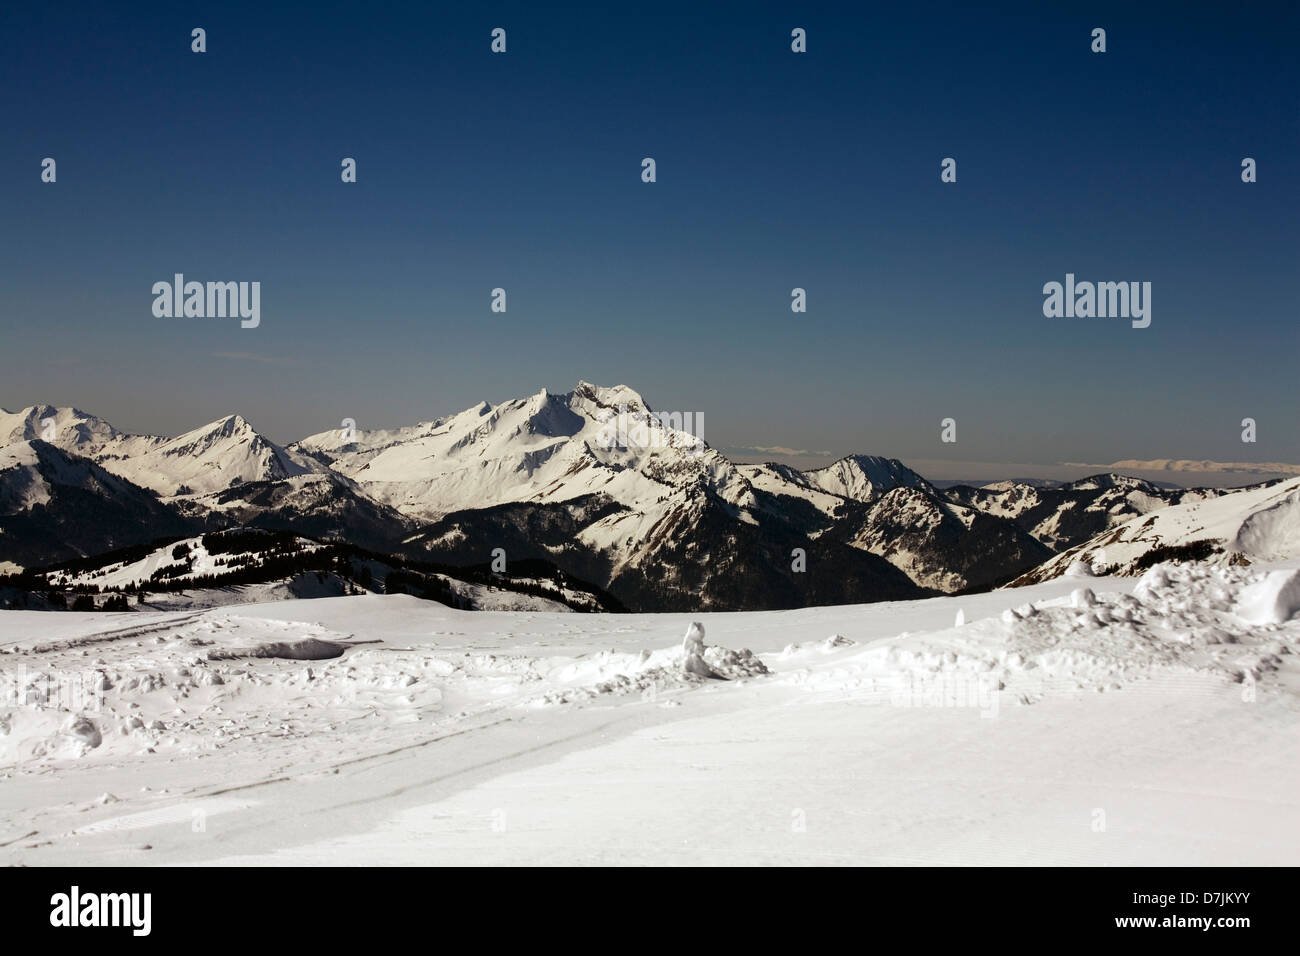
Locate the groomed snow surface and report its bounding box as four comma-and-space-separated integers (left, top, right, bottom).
1, 559, 1298, 866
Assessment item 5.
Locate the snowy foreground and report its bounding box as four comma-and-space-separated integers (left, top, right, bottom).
2, 561, 1298, 866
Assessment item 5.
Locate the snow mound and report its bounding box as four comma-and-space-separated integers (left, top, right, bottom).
61, 715, 102, 753
1236, 570, 1300, 625
1066, 559, 1098, 577
802, 560, 1299, 707
999, 562, 1296, 691
701, 644, 771, 680
779, 635, 859, 657
16, 714, 106, 761
1233, 487, 1300, 562
531, 624, 769, 706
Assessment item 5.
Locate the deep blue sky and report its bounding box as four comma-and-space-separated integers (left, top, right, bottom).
1, 1, 1296, 471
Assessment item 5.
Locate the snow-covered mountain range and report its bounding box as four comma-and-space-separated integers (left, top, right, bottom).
2, 384, 1295, 610
1012, 476, 1300, 584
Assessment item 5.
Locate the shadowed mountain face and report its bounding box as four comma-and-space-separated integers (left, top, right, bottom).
0, 441, 199, 567
942, 475, 1237, 552
822, 487, 1055, 593
0, 527, 627, 614
406, 491, 928, 612
0, 385, 1281, 610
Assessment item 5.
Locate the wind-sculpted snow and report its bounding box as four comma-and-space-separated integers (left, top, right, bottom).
772, 561, 1297, 717
1233, 569, 1300, 626
0, 606, 775, 774
3, 561, 1294, 772
532, 622, 770, 705
1, 562, 1298, 865
989, 562, 1298, 695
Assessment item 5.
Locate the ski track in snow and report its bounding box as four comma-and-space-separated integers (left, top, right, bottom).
1, 561, 1298, 866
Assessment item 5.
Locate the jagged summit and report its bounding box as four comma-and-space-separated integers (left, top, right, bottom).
0, 405, 122, 449
802, 454, 932, 503
572, 381, 651, 411
0, 406, 318, 497
291, 381, 737, 521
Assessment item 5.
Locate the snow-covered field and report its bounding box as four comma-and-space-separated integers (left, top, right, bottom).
2, 560, 1298, 866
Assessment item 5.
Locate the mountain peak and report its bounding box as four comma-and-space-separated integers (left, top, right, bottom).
0, 405, 122, 449
571, 381, 651, 412
1065, 473, 1161, 494
182, 413, 258, 441
802, 455, 930, 503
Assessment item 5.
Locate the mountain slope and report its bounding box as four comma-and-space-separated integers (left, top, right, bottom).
944, 473, 1234, 551
178, 473, 418, 553
299, 384, 941, 608
802, 454, 933, 503
0, 441, 198, 567
95, 414, 320, 497
293, 382, 753, 520
408, 488, 929, 612
2, 406, 404, 553
0, 404, 122, 451
2, 405, 322, 497
3, 528, 622, 612
1010, 476, 1300, 584
826, 486, 1054, 592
